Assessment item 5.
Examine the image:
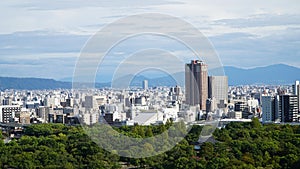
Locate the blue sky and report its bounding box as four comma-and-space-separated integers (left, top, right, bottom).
0, 0, 300, 81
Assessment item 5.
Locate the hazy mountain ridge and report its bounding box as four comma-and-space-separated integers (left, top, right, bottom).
225, 64, 300, 85
0, 77, 71, 90
0, 64, 299, 89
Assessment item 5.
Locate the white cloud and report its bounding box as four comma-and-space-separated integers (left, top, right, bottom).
0, 31, 88, 55
211, 27, 300, 68
213, 14, 300, 30
0, 52, 77, 79
0, 0, 300, 79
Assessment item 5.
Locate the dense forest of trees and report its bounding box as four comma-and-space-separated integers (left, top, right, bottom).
1, 118, 300, 169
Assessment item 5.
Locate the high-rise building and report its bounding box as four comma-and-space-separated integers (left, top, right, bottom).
82, 113, 99, 125
85, 96, 105, 109
170, 86, 182, 96
142, 80, 148, 90
262, 95, 276, 122
0, 105, 21, 123
185, 60, 208, 110
274, 95, 280, 122
66, 98, 74, 107
36, 106, 50, 123
278, 95, 298, 122
293, 80, 300, 95
292, 80, 300, 113
206, 97, 217, 112
84, 96, 94, 109
2, 97, 12, 105
208, 76, 228, 107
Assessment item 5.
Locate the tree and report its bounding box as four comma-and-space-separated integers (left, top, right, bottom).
145, 127, 154, 137
251, 117, 261, 128
1, 121, 300, 168
0, 131, 3, 146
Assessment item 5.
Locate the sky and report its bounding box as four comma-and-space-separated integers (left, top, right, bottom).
0, 0, 300, 81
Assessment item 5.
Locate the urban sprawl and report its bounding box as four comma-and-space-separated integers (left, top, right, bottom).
1, 60, 300, 140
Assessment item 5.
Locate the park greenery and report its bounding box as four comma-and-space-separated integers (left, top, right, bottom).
0, 118, 300, 169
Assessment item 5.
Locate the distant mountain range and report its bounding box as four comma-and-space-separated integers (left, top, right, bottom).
0, 64, 299, 90
224, 64, 300, 85
126, 64, 300, 86
0, 77, 71, 90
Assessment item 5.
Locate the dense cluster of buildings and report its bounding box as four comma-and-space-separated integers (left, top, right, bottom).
261, 81, 300, 123
0, 60, 299, 134
0, 86, 186, 127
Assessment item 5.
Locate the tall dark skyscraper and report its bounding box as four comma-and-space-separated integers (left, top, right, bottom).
292, 80, 300, 113
185, 60, 208, 110
278, 95, 298, 122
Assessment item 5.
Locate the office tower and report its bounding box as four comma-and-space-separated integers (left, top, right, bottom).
85, 96, 94, 109
206, 98, 217, 112
278, 95, 298, 122
274, 95, 280, 122
174, 86, 181, 95
185, 60, 208, 110
82, 113, 99, 125
234, 101, 247, 112
261, 95, 276, 122
170, 86, 181, 96
66, 98, 74, 107
293, 80, 300, 95
208, 76, 228, 107
292, 80, 300, 113
0, 105, 21, 123
36, 106, 50, 123
142, 80, 148, 90
2, 97, 12, 105
85, 95, 106, 109
135, 96, 146, 106
169, 86, 182, 101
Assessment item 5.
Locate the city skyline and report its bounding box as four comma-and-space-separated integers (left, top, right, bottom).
1, 1, 300, 168
0, 0, 300, 80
